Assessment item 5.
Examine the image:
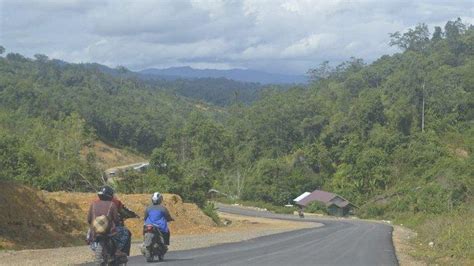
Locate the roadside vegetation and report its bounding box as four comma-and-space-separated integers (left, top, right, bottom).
202, 202, 223, 225
395, 208, 473, 264
0, 19, 472, 263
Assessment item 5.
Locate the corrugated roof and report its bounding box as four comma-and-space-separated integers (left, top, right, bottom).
297, 190, 336, 206
330, 200, 350, 208
293, 192, 311, 202
295, 189, 355, 209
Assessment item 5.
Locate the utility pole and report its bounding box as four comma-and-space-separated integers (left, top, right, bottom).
421, 81, 425, 133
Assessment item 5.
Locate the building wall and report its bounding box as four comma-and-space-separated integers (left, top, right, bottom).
327, 205, 351, 217
328, 205, 343, 216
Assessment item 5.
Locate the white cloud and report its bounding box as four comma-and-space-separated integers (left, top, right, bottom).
282, 33, 336, 58
0, 0, 472, 74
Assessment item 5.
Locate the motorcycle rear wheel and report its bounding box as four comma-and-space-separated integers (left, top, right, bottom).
145, 248, 153, 263
94, 241, 107, 266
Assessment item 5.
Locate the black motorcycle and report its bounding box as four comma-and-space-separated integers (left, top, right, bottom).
93, 233, 128, 266
91, 206, 138, 266
142, 224, 168, 263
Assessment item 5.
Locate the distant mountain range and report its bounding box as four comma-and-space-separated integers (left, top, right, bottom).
139, 66, 307, 84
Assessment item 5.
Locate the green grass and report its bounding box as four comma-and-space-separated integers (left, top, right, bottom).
394, 206, 473, 264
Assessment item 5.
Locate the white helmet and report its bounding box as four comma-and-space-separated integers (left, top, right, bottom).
152, 192, 163, 205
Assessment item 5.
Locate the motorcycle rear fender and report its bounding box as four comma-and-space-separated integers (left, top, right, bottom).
94, 235, 108, 242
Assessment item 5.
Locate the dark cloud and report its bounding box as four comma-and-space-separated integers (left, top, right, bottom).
1, 0, 472, 74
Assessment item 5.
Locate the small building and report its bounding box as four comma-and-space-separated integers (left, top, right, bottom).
208, 189, 233, 200
133, 162, 150, 172
104, 161, 150, 182
293, 189, 356, 217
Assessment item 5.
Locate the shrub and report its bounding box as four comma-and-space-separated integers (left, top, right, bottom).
202, 202, 222, 225
305, 201, 328, 214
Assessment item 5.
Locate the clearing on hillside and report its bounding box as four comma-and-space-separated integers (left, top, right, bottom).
80, 140, 146, 170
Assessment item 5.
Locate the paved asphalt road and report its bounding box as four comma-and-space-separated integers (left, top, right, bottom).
101, 204, 398, 266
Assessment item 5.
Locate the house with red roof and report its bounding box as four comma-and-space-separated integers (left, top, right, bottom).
293, 189, 356, 217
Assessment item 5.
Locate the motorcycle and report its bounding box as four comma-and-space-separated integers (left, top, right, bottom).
91, 232, 128, 266
142, 224, 168, 263
89, 205, 138, 266
298, 209, 305, 218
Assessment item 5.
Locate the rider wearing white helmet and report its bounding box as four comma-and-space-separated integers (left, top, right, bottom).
144, 192, 174, 245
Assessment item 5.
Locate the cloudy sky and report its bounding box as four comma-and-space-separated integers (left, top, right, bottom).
1, 0, 473, 74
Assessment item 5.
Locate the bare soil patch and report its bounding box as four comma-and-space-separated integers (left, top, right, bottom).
45, 192, 217, 239
80, 140, 146, 170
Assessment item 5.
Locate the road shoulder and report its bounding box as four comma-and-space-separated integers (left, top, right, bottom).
392, 225, 426, 266
0, 211, 316, 266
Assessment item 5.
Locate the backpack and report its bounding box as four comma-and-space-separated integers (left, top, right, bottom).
92, 202, 113, 234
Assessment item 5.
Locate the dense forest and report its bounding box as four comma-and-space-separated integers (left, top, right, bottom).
0, 51, 219, 190
0, 18, 472, 262
143, 76, 268, 106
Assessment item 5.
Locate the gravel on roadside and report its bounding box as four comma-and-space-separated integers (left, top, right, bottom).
392, 225, 426, 266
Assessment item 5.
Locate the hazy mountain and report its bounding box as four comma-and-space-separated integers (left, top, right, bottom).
139, 66, 307, 84
74, 62, 271, 106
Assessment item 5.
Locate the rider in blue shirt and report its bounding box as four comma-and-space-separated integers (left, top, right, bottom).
144, 192, 174, 245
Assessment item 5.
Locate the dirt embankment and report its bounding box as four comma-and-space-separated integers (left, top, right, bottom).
0, 182, 215, 250
46, 192, 217, 238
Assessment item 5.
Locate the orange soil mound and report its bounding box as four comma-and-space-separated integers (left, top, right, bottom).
46, 192, 217, 239
0, 182, 85, 250
0, 182, 216, 250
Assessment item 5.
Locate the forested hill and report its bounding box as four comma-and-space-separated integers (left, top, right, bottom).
0, 54, 217, 152
227, 20, 473, 210
0, 49, 229, 191
139, 66, 307, 84
76, 62, 272, 106
138, 20, 473, 262
142, 77, 271, 106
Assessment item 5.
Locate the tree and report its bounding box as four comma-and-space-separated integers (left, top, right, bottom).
390, 23, 430, 52
444, 18, 466, 40
444, 18, 467, 55
307, 61, 333, 82
0, 45, 5, 55
6, 53, 27, 61
34, 54, 49, 63
432, 26, 443, 42
116, 65, 129, 86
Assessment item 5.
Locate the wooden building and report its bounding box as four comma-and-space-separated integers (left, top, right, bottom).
293, 189, 356, 217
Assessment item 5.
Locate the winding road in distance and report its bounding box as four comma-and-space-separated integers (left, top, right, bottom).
121, 204, 398, 266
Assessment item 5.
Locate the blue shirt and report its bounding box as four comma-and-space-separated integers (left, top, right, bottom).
144, 205, 173, 232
